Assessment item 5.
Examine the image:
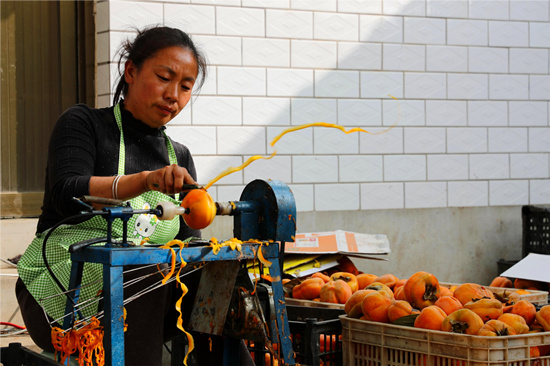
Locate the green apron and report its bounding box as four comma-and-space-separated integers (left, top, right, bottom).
17, 103, 182, 322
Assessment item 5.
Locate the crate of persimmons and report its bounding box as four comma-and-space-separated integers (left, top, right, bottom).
282, 265, 550, 366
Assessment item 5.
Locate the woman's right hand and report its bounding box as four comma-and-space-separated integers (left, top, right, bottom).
144, 164, 198, 195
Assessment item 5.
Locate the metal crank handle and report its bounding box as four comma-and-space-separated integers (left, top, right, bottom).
156, 201, 189, 220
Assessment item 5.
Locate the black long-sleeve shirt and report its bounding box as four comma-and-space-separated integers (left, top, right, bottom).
37, 103, 200, 239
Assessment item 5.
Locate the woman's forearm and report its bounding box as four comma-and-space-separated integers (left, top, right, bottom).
89, 172, 150, 201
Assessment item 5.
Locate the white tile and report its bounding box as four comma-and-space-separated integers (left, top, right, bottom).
217, 6, 265, 37
97, 64, 111, 96
468, 101, 508, 127
314, 12, 359, 41
313, 127, 359, 154
96, 2, 109, 33
383, 0, 426, 16
243, 98, 291, 126
510, 0, 550, 21
361, 71, 404, 99
242, 0, 289, 8
489, 128, 528, 152
292, 156, 338, 183
427, 0, 468, 18
405, 73, 446, 99
315, 70, 360, 98
338, 0, 382, 14
383, 99, 425, 126
338, 99, 382, 126
339, 155, 383, 182
490, 180, 529, 206
448, 181, 489, 207
217, 126, 266, 155
243, 155, 292, 183
384, 155, 426, 181
383, 44, 426, 72
266, 9, 313, 39
217, 67, 266, 96
191, 0, 240, 5
405, 182, 447, 209
338, 42, 382, 70
359, 15, 403, 43
489, 75, 529, 100
360, 182, 404, 209
510, 102, 548, 126
193, 155, 243, 185
470, 154, 509, 179
267, 127, 313, 154
291, 40, 337, 68
530, 179, 550, 205
167, 126, 216, 155
291, 0, 337, 11
404, 17, 446, 45
243, 38, 290, 67
530, 76, 550, 100
404, 128, 446, 153
108, 1, 162, 31
447, 19, 488, 46
511, 154, 549, 179
217, 185, 246, 202
426, 45, 468, 72
530, 22, 550, 48
426, 100, 467, 126
193, 35, 241, 66
192, 96, 242, 125
291, 98, 337, 125
288, 184, 314, 212
315, 184, 360, 211
510, 48, 549, 74
167, 105, 191, 125
468, 47, 508, 73
197, 67, 216, 95
360, 127, 404, 154
428, 154, 468, 180
267, 69, 314, 97
469, 0, 509, 20
96, 32, 109, 64
447, 127, 487, 153
489, 21, 529, 47
448, 73, 488, 100
164, 4, 215, 34
529, 128, 550, 152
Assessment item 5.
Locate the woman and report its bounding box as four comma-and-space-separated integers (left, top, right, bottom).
16, 26, 214, 365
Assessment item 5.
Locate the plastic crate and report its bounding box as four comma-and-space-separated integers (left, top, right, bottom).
341, 315, 550, 366
497, 259, 519, 276
522, 205, 550, 257
440, 282, 548, 305
248, 305, 345, 366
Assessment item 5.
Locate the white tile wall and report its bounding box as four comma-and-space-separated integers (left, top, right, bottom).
100, 0, 550, 213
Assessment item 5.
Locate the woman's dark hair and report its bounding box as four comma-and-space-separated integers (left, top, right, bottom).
113, 26, 207, 104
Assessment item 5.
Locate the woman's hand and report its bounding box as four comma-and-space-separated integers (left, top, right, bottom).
145, 164, 197, 194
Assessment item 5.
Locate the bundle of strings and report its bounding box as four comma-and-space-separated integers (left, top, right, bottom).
51, 316, 105, 366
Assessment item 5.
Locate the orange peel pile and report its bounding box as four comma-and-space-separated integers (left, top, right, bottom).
51, 317, 105, 366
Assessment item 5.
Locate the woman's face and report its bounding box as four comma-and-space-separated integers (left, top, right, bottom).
123, 46, 198, 128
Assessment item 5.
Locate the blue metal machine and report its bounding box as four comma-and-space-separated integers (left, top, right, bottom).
63, 179, 297, 365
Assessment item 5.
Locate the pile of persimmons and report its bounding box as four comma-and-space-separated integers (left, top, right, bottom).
282, 258, 550, 357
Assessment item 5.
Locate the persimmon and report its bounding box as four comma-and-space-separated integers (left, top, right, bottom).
441, 309, 484, 335
414, 305, 446, 330
336, 256, 359, 275
452, 283, 494, 305
365, 282, 394, 299
388, 300, 414, 323
361, 291, 393, 323
490, 276, 513, 288
320, 280, 352, 304
393, 285, 406, 301
292, 277, 324, 300
434, 296, 463, 315
403, 271, 441, 309
513, 278, 547, 291
181, 189, 216, 230
330, 272, 358, 293
394, 278, 407, 290
311, 272, 331, 283
345, 289, 375, 318
463, 298, 503, 322
535, 304, 550, 331
477, 320, 516, 337
497, 313, 529, 334
373, 274, 399, 289
504, 299, 537, 325
439, 286, 454, 297
357, 274, 378, 290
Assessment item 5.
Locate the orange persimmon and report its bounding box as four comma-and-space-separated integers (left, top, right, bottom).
434, 296, 463, 315
477, 320, 516, 337
330, 272, 359, 293
403, 271, 441, 309
441, 309, 484, 335
357, 274, 378, 290
463, 298, 503, 322
320, 280, 352, 304
181, 189, 217, 230
504, 299, 537, 326
361, 291, 393, 323
388, 300, 414, 323
414, 305, 447, 331
452, 283, 494, 305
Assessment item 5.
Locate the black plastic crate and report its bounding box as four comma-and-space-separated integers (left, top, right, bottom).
522, 205, 550, 257
248, 305, 345, 366
497, 258, 518, 276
